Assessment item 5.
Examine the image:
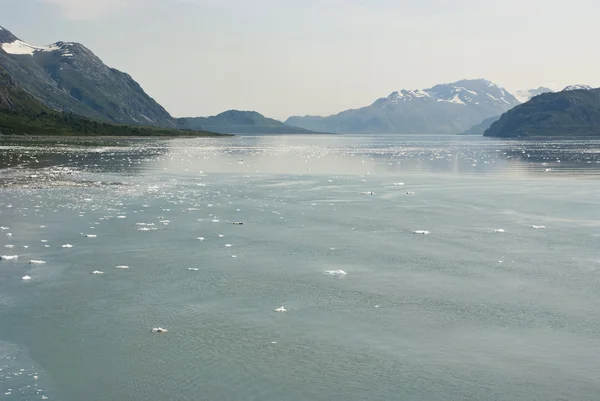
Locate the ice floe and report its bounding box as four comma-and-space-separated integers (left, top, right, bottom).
152, 327, 167, 333
325, 270, 347, 276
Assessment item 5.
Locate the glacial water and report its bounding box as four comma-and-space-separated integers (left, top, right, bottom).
0, 134, 599, 401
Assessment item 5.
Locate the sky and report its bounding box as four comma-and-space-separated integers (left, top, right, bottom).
2, 0, 600, 120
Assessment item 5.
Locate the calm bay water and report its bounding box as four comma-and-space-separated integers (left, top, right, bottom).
0, 134, 599, 401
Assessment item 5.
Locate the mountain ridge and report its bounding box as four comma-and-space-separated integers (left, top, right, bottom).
484, 88, 600, 138
181, 110, 320, 134
0, 25, 185, 129
286, 79, 520, 134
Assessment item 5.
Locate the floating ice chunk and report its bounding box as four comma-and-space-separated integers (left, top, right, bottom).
22, 275, 31, 280
152, 327, 168, 333
413, 230, 430, 235
62, 244, 73, 248
325, 270, 347, 276
92, 271, 104, 274
29, 260, 46, 264
115, 265, 129, 269
494, 229, 505, 233
532, 225, 546, 229
1, 255, 18, 260
188, 268, 199, 271
274, 306, 287, 312
85, 234, 97, 238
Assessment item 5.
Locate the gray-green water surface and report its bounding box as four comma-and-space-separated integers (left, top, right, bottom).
1, 135, 599, 400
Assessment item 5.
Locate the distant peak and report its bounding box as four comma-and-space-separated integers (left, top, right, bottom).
563, 84, 593, 92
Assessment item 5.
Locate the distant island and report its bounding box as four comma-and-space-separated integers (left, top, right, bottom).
484, 88, 600, 138
181, 110, 320, 134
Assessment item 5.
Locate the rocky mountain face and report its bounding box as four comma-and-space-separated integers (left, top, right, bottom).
0, 25, 183, 128
484, 88, 600, 138
285, 79, 520, 134
181, 110, 318, 134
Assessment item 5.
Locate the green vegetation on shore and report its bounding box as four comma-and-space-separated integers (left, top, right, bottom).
0, 109, 228, 137
0, 66, 227, 137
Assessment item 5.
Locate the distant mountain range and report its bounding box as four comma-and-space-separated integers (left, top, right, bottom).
0, 25, 185, 129
513, 87, 554, 103
181, 110, 318, 134
285, 79, 521, 134
484, 87, 600, 138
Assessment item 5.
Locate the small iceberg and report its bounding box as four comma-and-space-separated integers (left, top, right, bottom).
152, 327, 168, 333
413, 230, 430, 235
92, 270, 104, 274
62, 244, 73, 248
495, 229, 505, 233
532, 225, 546, 229
115, 265, 129, 269
22, 275, 32, 280
1, 255, 18, 260
325, 270, 348, 276
29, 260, 46, 264
274, 306, 287, 312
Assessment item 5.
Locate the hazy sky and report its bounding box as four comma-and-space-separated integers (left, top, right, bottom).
3, 0, 600, 119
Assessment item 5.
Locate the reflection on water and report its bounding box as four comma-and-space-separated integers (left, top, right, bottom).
2, 135, 599, 184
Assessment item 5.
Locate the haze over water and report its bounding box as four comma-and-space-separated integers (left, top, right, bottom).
1, 134, 599, 401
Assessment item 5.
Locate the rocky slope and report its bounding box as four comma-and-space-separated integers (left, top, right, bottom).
286, 79, 520, 134
0, 65, 220, 137
484, 88, 600, 138
0, 25, 183, 128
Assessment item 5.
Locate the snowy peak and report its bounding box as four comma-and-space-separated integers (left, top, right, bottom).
378, 79, 519, 108
513, 87, 554, 103
563, 84, 593, 92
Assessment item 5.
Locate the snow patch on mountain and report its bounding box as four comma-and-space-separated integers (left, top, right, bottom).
563, 85, 593, 92
1, 39, 72, 56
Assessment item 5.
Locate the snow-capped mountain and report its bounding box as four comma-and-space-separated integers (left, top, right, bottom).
513, 87, 554, 103
286, 79, 520, 134
562, 85, 593, 92
0, 25, 182, 128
